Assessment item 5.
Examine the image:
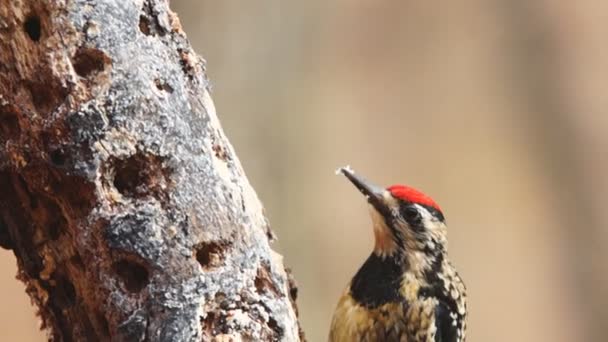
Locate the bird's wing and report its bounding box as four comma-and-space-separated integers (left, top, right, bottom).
434, 301, 458, 342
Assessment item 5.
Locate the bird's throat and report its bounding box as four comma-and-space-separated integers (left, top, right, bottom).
370, 206, 399, 257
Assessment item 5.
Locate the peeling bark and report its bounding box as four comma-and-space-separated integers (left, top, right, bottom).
0, 0, 303, 341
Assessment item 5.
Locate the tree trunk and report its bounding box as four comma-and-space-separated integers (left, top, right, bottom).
0, 0, 303, 341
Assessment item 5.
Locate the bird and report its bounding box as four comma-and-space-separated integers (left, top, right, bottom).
329, 167, 467, 342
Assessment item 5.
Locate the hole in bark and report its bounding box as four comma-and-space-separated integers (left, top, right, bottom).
267, 316, 283, 338
112, 260, 149, 293
49, 274, 77, 309
113, 156, 145, 197
73, 47, 110, 78
49, 148, 67, 166
111, 153, 170, 200
154, 79, 173, 93
139, 15, 151, 35
195, 241, 227, 270
24, 15, 41, 41
0, 105, 21, 141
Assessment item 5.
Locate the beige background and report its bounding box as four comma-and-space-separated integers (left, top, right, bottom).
1, 1, 606, 341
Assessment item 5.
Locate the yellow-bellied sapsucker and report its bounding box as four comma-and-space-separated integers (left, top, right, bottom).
329, 167, 467, 342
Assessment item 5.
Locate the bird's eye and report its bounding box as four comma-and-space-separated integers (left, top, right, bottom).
401, 206, 421, 223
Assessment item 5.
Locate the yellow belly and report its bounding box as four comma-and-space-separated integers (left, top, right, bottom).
329, 292, 408, 342
329, 289, 444, 342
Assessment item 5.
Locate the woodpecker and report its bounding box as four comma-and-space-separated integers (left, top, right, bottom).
329, 167, 467, 342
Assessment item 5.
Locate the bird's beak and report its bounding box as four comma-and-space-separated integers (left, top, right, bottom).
339, 167, 389, 214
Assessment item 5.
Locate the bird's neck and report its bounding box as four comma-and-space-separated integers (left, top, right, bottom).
349, 248, 451, 309
403, 247, 443, 279
369, 208, 401, 257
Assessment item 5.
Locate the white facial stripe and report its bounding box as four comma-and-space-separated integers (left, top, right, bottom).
413, 204, 434, 226
381, 190, 398, 207
412, 203, 448, 247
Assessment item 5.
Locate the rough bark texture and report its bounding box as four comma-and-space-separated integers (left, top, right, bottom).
0, 0, 302, 341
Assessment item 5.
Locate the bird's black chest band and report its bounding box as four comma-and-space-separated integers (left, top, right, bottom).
349, 253, 403, 308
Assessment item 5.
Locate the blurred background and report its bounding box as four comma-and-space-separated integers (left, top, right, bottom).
1, 1, 606, 341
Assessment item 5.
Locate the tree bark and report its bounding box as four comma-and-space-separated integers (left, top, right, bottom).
0, 0, 303, 341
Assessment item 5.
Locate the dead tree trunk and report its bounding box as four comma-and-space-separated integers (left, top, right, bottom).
0, 0, 302, 341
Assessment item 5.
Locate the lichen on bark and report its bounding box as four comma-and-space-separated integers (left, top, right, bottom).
0, 0, 303, 341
